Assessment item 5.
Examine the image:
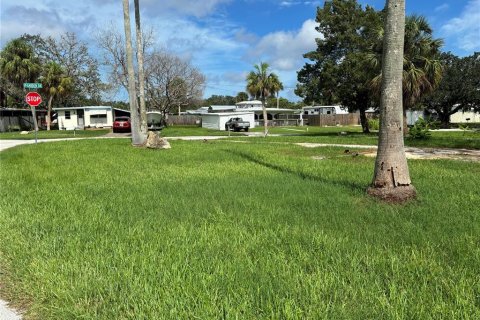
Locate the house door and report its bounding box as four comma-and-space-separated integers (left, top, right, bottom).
77, 109, 84, 127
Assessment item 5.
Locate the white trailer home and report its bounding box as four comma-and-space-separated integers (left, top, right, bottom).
201, 112, 255, 131
302, 105, 349, 115
54, 106, 130, 130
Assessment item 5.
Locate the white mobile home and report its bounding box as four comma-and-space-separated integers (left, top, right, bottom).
201, 112, 255, 131
302, 105, 349, 115
54, 106, 130, 130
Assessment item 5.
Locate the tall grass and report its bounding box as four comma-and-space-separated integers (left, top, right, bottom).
0, 139, 479, 319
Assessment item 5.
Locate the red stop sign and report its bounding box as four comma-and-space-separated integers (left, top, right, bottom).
25, 92, 42, 107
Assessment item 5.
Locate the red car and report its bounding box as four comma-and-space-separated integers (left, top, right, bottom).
113, 117, 131, 133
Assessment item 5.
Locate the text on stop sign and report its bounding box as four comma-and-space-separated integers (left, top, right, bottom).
26, 96, 41, 102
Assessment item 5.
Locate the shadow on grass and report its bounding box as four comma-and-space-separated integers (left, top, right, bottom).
225, 149, 366, 194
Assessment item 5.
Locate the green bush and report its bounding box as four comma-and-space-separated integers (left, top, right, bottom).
368, 118, 379, 130
409, 118, 432, 139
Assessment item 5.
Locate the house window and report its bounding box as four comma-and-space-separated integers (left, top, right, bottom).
327, 111, 331, 114
90, 114, 107, 124
65, 111, 71, 119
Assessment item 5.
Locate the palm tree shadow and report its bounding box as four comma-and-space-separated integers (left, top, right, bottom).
225, 149, 366, 193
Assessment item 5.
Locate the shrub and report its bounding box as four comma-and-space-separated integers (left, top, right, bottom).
409, 118, 432, 139
368, 118, 379, 130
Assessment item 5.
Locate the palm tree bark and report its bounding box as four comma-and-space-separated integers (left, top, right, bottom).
122, 0, 143, 145
367, 0, 416, 203
134, 0, 148, 139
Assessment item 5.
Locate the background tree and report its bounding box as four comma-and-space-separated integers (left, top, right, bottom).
422, 52, 480, 127
145, 50, 205, 122
367, 0, 416, 203
40, 62, 73, 130
369, 15, 443, 134
236, 91, 249, 102
0, 38, 41, 107
34, 33, 103, 106
266, 96, 298, 109
202, 95, 237, 106
270, 73, 284, 108
296, 0, 382, 133
246, 62, 282, 136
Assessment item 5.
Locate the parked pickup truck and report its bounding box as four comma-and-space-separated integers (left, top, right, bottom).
225, 117, 250, 132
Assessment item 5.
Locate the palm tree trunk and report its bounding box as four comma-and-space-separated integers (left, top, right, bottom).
134, 0, 148, 139
367, 0, 416, 203
47, 95, 53, 131
122, 0, 143, 145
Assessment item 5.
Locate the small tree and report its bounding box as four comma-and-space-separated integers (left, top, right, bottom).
246, 62, 283, 136
41, 62, 72, 130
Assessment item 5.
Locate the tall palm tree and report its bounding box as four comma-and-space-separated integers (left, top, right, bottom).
41, 62, 72, 130
369, 14, 443, 134
246, 62, 283, 136
367, 0, 416, 203
134, 0, 148, 139
122, 0, 143, 145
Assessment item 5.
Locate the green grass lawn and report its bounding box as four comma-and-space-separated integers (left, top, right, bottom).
0, 129, 110, 140
161, 125, 244, 137
1, 138, 479, 319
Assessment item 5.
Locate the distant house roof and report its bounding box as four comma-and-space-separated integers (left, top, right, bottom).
236, 100, 262, 107
209, 105, 236, 112
53, 106, 112, 111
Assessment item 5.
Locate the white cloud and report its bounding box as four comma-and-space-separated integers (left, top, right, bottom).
246, 19, 319, 72
434, 3, 450, 12
441, 0, 480, 52
279, 1, 321, 7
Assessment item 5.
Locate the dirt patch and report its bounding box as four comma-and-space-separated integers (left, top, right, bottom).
364, 148, 480, 162
296, 143, 480, 162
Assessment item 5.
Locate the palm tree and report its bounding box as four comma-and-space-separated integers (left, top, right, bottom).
246, 62, 283, 136
41, 62, 72, 130
0, 38, 41, 106
367, 0, 416, 203
122, 0, 143, 145
370, 14, 443, 134
134, 0, 148, 139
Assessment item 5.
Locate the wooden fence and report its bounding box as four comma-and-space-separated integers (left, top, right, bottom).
305, 113, 359, 126
166, 115, 201, 126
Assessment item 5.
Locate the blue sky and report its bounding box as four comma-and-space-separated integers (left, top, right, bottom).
1, 0, 479, 101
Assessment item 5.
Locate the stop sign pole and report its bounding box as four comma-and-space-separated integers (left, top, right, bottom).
25, 89, 43, 144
